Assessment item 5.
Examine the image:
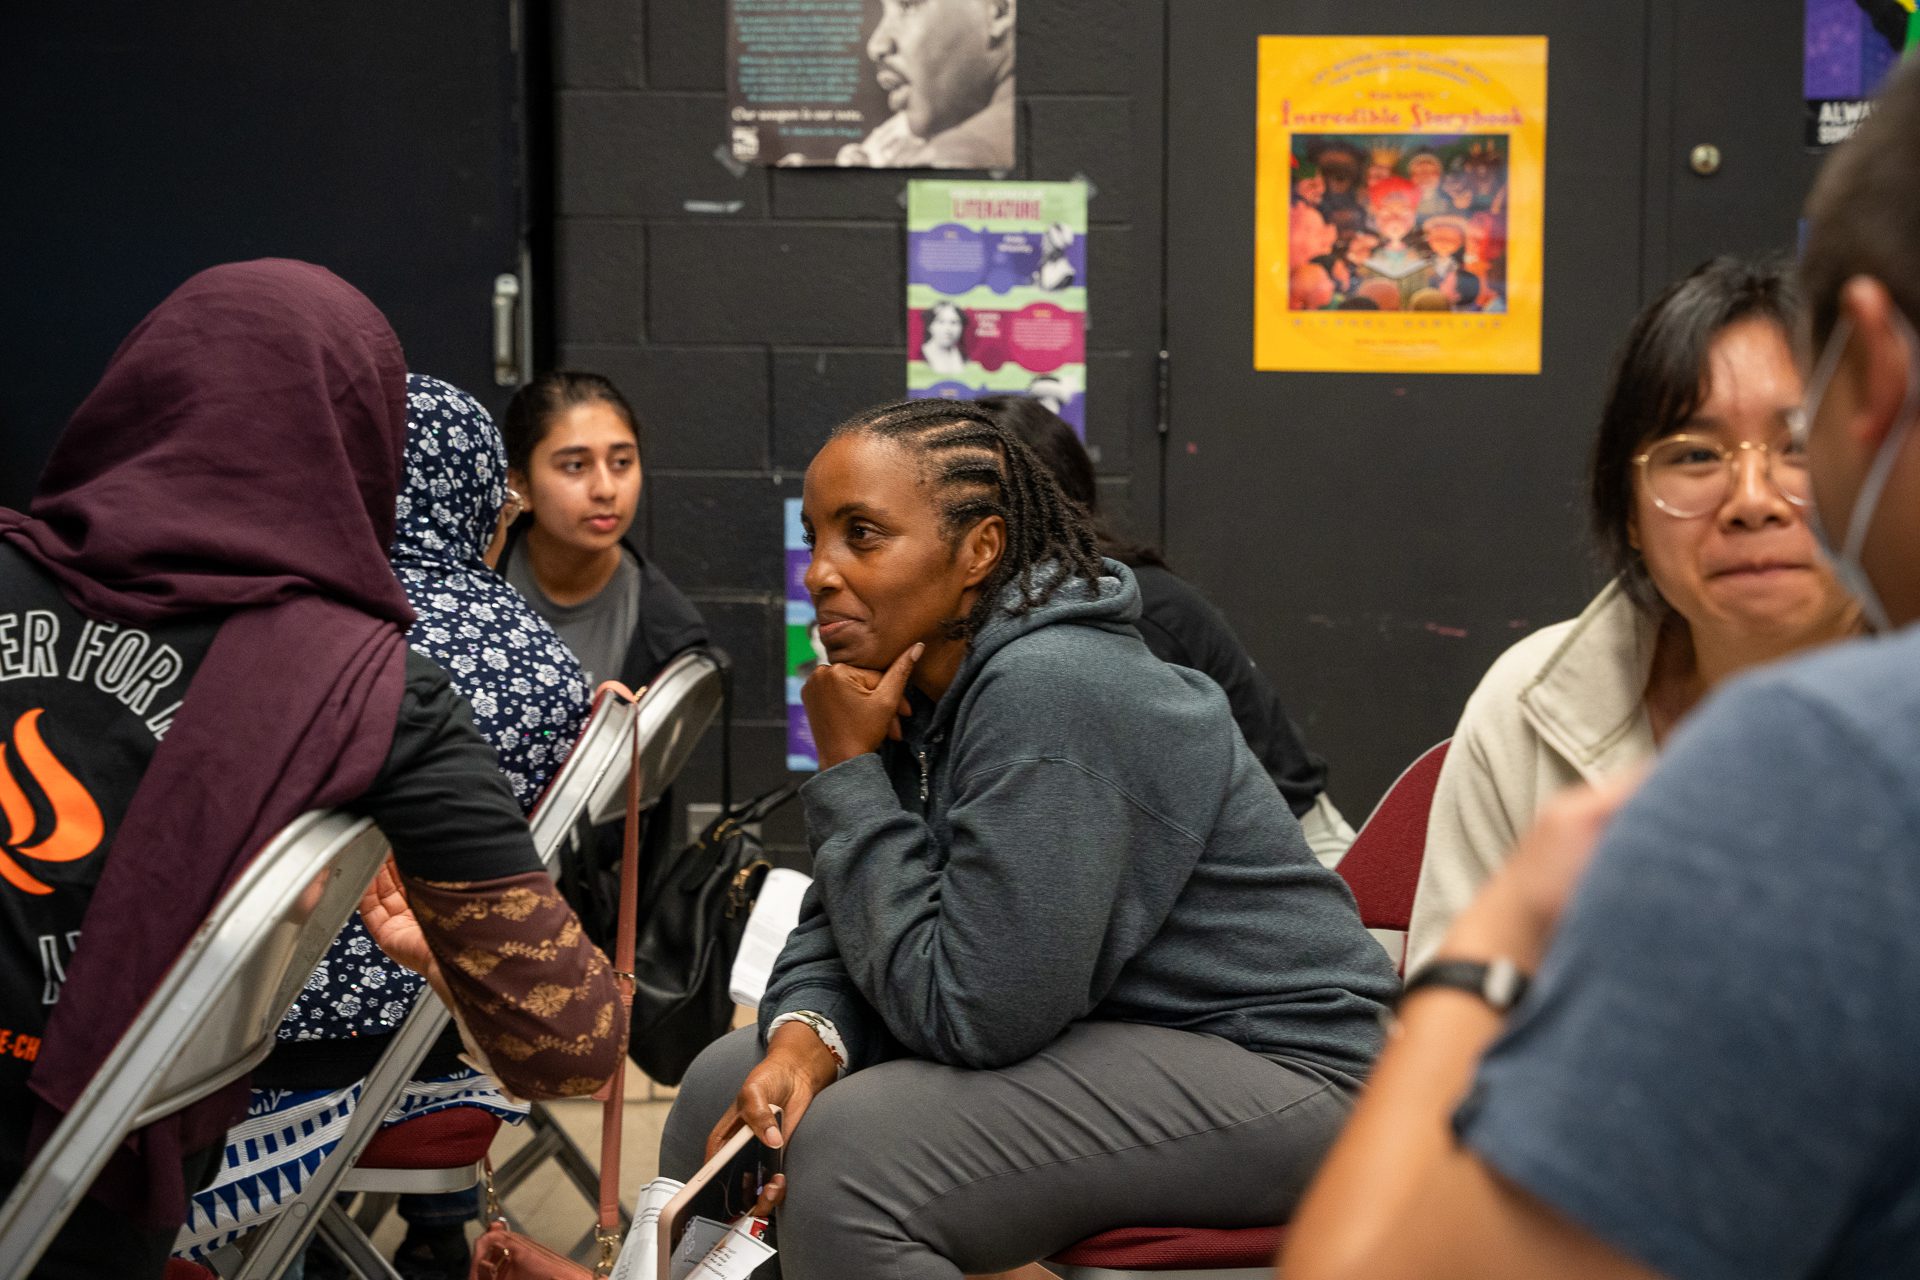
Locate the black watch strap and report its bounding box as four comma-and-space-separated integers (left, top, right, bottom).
1395, 957, 1531, 1013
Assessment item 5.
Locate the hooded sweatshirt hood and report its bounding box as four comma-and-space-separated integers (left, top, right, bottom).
921, 558, 1140, 737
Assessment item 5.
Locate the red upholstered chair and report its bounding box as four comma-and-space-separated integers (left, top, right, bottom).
1335, 738, 1450, 974
1044, 742, 1449, 1279
1047, 1225, 1286, 1277
353, 1106, 503, 1174
301, 1109, 508, 1278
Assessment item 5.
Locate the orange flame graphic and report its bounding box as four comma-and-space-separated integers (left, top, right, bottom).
0, 710, 104, 895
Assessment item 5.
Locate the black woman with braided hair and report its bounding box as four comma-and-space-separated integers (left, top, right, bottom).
658, 398, 1398, 1280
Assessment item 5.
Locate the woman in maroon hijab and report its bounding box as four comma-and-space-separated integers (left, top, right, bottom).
0, 260, 623, 1278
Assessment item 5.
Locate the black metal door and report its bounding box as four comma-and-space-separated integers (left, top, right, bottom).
2, 2, 530, 508
1646, 0, 1820, 286
1164, 2, 1655, 808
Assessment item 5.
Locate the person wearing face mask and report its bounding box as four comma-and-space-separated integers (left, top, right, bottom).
1404, 256, 1860, 971
864, 0, 1015, 170
1280, 57, 1920, 1280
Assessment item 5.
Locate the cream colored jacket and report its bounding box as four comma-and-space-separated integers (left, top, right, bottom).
1405, 580, 1658, 971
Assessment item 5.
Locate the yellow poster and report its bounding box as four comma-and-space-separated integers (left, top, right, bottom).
1254, 36, 1547, 374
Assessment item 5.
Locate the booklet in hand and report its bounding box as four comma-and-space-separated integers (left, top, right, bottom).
634, 1107, 782, 1280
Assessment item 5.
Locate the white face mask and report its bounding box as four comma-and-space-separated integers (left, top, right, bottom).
1794, 308, 1920, 633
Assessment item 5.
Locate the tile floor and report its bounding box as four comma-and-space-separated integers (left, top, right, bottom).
357, 1083, 677, 1259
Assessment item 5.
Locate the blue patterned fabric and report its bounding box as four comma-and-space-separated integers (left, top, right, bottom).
393, 373, 592, 809
282, 374, 591, 1042
176, 1069, 520, 1258
177, 376, 591, 1258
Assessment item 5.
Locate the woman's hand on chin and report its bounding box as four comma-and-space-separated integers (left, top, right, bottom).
802, 642, 923, 769
706, 1021, 843, 1159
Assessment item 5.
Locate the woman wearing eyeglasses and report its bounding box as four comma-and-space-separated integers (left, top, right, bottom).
1404, 257, 1860, 971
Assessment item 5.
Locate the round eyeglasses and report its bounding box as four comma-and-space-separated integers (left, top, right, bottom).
1632, 434, 1810, 519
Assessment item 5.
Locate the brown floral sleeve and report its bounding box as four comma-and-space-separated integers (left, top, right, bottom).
403, 871, 626, 1100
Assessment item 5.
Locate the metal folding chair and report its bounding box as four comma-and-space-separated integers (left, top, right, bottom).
0, 811, 391, 1280
222, 685, 641, 1280
489, 651, 726, 1210
234, 650, 726, 1278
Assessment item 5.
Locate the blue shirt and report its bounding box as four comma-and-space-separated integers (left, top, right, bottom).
1456, 625, 1920, 1280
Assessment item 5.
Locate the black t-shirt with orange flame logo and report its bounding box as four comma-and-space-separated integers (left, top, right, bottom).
0, 543, 624, 1184
0, 547, 218, 1098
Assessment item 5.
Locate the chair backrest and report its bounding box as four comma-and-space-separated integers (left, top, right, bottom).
625, 648, 726, 818
1338, 739, 1449, 973
527, 648, 723, 850
226, 653, 725, 1280
527, 686, 641, 872
0, 811, 389, 1280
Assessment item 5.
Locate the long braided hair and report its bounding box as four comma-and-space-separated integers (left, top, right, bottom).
834, 398, 1106, 640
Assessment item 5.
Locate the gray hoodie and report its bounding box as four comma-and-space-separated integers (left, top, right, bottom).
761, 562, 1397, 1077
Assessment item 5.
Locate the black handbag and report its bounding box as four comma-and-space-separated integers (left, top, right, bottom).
626, 661, 801, 1084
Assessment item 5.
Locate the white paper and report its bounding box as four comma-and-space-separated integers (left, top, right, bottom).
608, 1178, 685, 1280
670, 1217, 733, 1280
727, 868, 813, 1008
685, 1218, 776, 1280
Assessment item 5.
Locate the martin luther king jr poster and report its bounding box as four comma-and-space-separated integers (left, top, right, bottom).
729, 0, 1016, 169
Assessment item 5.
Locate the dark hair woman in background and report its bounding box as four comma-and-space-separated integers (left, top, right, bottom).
984, 394, 1357, 867
498, 371, 706, 691
1403, 256, 1859, 969
497, 371, 709, 1069
658, 399, 1397, 1279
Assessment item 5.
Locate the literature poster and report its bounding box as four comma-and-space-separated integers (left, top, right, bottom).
1254, 37, 1547, 375
1804, 0, 1914, 149
907, 180, 1088, 435
729, 0, 1015, 169
784, 498, 818, 772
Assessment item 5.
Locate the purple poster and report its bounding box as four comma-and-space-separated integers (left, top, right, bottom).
784, 498, 818, 772
906, 180, 1089, 436
1805, 0, 1912, 148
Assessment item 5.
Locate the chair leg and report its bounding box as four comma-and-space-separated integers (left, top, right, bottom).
202, 1243, 247, 1278
491, 1104, 602, 1206
314, 1202, 404, 1280
350, 1191, 398, 1237
488, 1118, 561, 1194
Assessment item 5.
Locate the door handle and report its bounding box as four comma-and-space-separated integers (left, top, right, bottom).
492, 273, 521, 386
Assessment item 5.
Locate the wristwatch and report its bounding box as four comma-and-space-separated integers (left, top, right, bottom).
1395, 957, 1531, 1014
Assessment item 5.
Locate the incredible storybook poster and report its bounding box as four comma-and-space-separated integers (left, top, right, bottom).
907, 180, 1088, 434
1254, 37, 1547, 375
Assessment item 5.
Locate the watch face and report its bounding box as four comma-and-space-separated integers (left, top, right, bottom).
1483, 957, 1526, 1010
1398, 957, 1531, 1014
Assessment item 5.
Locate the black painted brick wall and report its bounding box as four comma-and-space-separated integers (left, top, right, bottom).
551, 0, 1167, 856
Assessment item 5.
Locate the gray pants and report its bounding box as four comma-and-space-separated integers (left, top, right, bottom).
659, 1023, 1357, 1279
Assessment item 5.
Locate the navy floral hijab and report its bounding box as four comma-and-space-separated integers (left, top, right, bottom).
284, 375, 589, 1042
391, 374, 590, 807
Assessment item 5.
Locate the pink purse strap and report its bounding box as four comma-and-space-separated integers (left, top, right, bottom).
594, 684, 645, 1271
